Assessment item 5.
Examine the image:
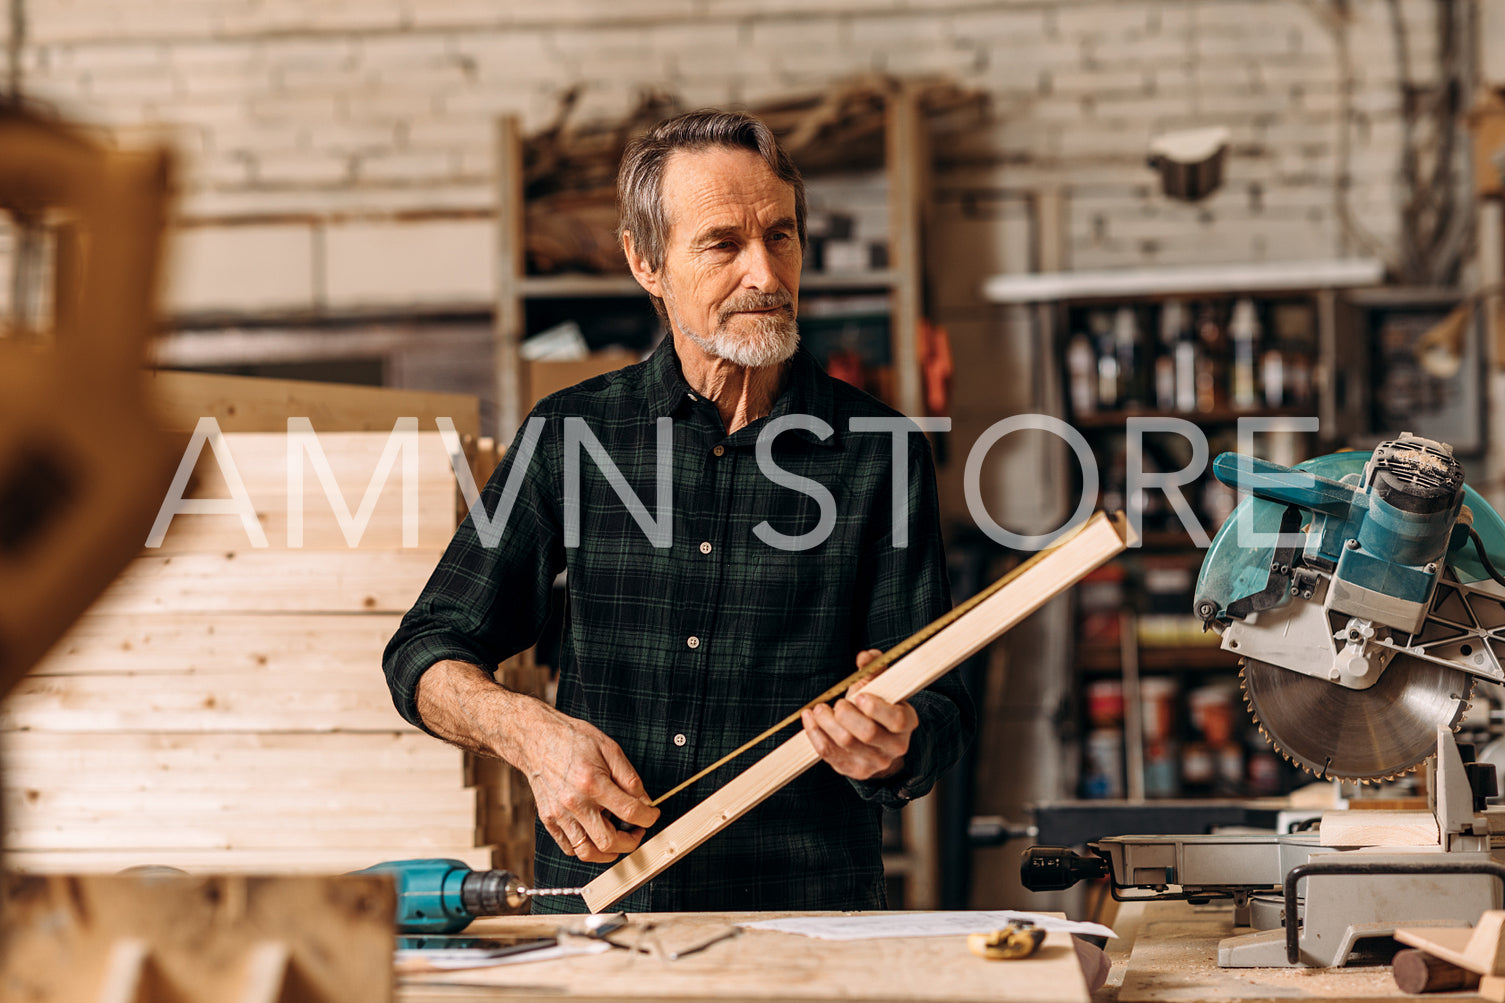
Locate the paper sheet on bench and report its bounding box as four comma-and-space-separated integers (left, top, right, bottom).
739, 911, 1115, 941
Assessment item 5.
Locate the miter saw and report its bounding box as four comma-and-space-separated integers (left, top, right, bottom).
1024, 433, 1505, 968
1198, 432, 1505, 783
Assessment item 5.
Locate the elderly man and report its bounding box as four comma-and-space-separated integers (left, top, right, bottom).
383, 109, 973, 912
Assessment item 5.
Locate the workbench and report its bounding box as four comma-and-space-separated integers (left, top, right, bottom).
1106, 900, 1489, 1003
396, 911, 1091, 1003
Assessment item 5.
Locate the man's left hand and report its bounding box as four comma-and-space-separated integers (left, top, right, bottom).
802, 648, 917, 782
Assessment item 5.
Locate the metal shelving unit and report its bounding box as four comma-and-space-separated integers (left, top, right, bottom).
982, 258, 1388, 803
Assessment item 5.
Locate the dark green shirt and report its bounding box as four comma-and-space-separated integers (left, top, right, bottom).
383, 337, 974, 912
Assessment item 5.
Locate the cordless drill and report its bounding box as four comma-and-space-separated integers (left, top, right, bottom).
356, 858, 581, 934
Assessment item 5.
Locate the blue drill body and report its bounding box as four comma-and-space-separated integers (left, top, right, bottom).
356, 858, 529, 934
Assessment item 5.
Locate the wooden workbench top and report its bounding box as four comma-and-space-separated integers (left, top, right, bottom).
396, 911, 1090, 1003
1115, 901, 1486, 1003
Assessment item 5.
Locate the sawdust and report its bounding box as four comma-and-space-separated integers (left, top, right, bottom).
1115, 904, 1428, 1002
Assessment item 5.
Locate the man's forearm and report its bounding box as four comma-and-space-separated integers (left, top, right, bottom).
414, 659, 547, 767
415, 659, 660, 859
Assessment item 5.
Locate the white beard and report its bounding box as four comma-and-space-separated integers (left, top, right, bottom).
665, 287, 800, 369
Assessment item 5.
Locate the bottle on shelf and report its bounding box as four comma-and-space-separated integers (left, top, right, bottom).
1272, 301, 1317, 408
1141, 677, 1180, 799
1091, 311, 1118, 410
1194, 303, 1228, 412
1155, 300, 1183, 412
1261, 344, 1285, 409
1189, 683, 1245, 797
1173, 303, 1198, 413
1113, 306, 1145, 409
1082, 680, 1126, 799
1228, 298, 1261, 409
1067, 329, 1097, 416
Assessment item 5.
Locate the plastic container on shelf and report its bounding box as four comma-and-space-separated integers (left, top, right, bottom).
1140, 677, 1180, 742
1082, 728, 1125, 799
1143, 738, 1180, 799
1189, 683, 1239, 745
1086, 679, 1125, 729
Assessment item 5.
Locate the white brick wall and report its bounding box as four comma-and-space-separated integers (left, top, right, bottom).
322, 218, 493, 310
167, 224, 319, 315
6, 0, 1450, 317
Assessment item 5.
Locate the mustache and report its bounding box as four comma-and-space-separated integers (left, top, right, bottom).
719, 292, 794, 323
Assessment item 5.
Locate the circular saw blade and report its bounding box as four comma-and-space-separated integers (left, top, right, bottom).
1240, 654, 1472, 782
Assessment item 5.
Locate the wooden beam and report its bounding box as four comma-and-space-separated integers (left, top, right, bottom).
147, 369, 480, 439
494, 115, 526, 441
0, 874, 396, 1003
148, 431, 461, 553
87, 550, 443, 615
582, 511, 1133, 912
4, 846, 495, 874
0, 114, 178, 698
3, 786, 476, 822
0, 732, 461, 786
29, 613, 404, 677
1396, 911, 1505, 976
5, 820, 480, 852
2, 670, 421, 733
886, 83, 924, 419
1319, 809, 1440, 847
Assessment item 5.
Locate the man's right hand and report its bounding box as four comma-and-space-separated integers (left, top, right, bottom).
415, 660, 659, 863
514, 700, 660, 863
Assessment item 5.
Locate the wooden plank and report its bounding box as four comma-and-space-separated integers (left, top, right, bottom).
5, 845, 496, 874
1319, 810, 1440, 847
0, 115, 178, 698
0, 725, 460, 783
5, 820, 481, 851
494, 114, 526, 442
3, 762, 459, 794
0, 874, 394, 1003
1, 670, 418, 732
1395, 911, 1505, 975
4, 787, 477, 824
148, 369, 481, 438
6, 814, 479, 847
85, 550, 442, 614
401, 912, 1088, 1003
149, 431, 461, 553
582, 512, 1131, 912
885, 83, 924, 419
30, 613, 403, 677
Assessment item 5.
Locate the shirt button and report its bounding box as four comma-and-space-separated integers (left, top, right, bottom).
713, 445, 725, 457
686, 635, 700, 649
673, 733, 687, 747
699, 541, 712, 555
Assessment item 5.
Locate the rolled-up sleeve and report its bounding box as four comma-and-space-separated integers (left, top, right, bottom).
382, 413, 565, 732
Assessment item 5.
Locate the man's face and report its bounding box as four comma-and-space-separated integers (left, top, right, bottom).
654, 146, 802, 368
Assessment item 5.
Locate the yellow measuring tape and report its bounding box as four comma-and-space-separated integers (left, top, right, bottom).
647, 521, 1087, 808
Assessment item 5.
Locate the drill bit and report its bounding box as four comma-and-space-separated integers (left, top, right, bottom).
521, 886, 585, 898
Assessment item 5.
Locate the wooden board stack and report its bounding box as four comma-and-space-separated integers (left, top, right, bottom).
2, 373, 542, 878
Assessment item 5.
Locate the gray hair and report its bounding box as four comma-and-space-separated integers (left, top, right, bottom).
617, 110, 806, 317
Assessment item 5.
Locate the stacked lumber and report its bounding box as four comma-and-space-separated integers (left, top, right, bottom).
1, 374, 543, 879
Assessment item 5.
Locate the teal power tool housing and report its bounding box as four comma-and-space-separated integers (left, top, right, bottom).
1194, 432, 1505, 781
357, 858, 531, 934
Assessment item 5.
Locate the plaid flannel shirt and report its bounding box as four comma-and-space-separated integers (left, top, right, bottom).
383, 337, 974, 912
